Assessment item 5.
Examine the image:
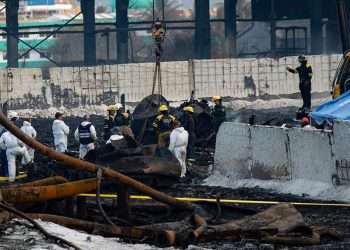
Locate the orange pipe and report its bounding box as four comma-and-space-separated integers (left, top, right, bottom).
2, 178, 97, 203
10, 176, 68, 188
0, 112, 192, 210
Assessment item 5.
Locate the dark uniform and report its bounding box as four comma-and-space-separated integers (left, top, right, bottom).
103, 116, 115, 141
152, 19, 166, 62
181, 111, 196, 156
212, 104, 226, 133
0, 127, 7, 176
114, 111, 131, 127
288, 62, 313, 109
78, 123, 93, 145
153, 114, 175, 147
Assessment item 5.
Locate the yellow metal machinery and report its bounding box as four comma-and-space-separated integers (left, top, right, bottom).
332, 0, 350, 98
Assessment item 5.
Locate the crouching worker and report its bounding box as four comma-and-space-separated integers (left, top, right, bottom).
20, 114, 37, 163
169, 120, 189, 178
74, 115, 97, 159
0, 113, 30, 182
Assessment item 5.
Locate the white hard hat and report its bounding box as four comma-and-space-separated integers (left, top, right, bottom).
8, 111, 18, 120
106, 134, 124, 144
115, 103, 123, 110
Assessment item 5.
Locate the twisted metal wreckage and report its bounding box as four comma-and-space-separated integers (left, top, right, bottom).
0, 112, 344, 249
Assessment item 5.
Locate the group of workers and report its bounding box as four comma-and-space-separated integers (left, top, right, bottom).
0, 111, 36, 182
152, 96, 226, 177
0, 95, 226, 182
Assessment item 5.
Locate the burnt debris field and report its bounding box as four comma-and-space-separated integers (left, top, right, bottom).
0, 111, 348, 250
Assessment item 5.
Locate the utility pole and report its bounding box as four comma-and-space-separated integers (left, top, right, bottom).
81, 0, 96, 66
195, 0, 211, 59
309, 0, 323, 54
224, 0, 237, 58
270, 0, 277, 56
101, 28, 111, 64
6, 0, 19, 68
116, 0, 129, 64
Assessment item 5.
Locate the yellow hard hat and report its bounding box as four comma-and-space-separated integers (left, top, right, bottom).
159, 104, 168, 112
107, 105, 117, 112
212, 96, 221, 102
183, 106, 194, 113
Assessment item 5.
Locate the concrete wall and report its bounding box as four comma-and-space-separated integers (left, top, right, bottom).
215, 123, 251, 179
251, 126, 290, 180
215, 124, 291, 181
0, 54, 342, 109
215, 121, 350, 185
288, 128, 335, 183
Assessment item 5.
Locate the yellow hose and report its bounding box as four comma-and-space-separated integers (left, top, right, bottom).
78, 193, 350, 208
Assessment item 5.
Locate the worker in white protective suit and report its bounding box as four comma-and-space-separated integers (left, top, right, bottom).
74, 114, 97, 159
52, 112, 70, 153
168, 120, 189, 178
0, 112, 30, 182
20, 115, 37, 162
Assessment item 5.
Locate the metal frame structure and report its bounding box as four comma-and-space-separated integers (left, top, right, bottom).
2, 0, 240, 68
275, 27, 308, 56
2, 0, 335, 68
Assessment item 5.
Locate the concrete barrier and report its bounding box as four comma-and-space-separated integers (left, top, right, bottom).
214, 122, 345, 186
214, 123, 292, 181
333, 121, 350, 160
288, 128, 335, 184
214, 123, 251, 179
250, 126, 291, 180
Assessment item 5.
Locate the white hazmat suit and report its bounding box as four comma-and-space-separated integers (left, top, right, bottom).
168, 127, 189, 178
74, 121, 97, 159
20, 121, 37, 162
52, 119, 70, 153
0, 131, 30, 182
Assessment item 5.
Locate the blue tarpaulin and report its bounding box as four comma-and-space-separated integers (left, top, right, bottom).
310, 92, 350, 125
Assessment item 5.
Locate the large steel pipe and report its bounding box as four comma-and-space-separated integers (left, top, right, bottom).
0, 112, 193, 210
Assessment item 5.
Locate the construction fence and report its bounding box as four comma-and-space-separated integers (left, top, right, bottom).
0, 54, 342, 109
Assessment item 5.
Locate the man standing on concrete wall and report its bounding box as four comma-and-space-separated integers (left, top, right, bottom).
287, 55, 313, 111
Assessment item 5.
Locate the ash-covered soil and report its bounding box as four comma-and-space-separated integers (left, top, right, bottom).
4, 106, 350, 250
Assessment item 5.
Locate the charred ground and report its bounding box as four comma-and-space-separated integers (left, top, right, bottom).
0, 107, 349, 250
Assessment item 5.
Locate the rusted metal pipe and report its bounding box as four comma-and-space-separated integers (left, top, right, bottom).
2, 178, 97, 203
10, 176, 68, 188
0, 112, 193, 210
20, 213, 177, 246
